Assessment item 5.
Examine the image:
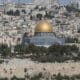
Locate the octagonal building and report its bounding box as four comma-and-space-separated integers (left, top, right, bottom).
22, 20, 65, 47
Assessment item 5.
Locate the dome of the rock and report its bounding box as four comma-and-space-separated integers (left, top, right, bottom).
35, 20, 53, 33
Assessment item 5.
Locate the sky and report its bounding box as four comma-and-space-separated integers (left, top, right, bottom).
59, 0, 72, 5
0, 0, 73, 5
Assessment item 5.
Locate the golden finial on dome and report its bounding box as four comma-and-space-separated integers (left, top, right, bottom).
35, 20, 53, 33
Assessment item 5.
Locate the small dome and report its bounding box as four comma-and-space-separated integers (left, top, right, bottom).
35, 20, 53, 33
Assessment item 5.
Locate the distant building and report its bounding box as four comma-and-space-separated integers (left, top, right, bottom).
75, 0, 80, 8
33, 0, 59, 8
70, 0, 80, 9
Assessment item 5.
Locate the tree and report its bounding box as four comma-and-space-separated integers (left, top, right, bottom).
30, 73, 42, 80
36, 14, 42, 20
30, 15, 33, 20
71, 45, 79, 53
66, 4, 80, 12
34, 5, 39, 9
7, 10, 14, 15
0, 44, 11, 57
22, 9, 26, 14
14, 10, 20, 16
28, 44, 37, 54
14, 44, 26, 55
55, 73, 63, 80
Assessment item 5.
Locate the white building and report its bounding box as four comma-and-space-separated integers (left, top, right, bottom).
71, 0, 80, 9
75, 0, 80, 9
33, 0, 59, 8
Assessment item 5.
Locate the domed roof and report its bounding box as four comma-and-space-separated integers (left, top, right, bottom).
35, 20, 53, 33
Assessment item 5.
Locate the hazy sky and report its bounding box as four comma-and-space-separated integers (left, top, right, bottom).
59, 0, 72, 5
0, 0, 73, 5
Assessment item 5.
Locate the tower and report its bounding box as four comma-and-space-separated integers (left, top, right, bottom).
75, 0, 80, 9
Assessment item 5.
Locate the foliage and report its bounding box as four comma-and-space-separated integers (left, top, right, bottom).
30, 73, 43, 80
22, 9, 26, 14
0, 77, 8, 80
36, 13, 43, 20
1, 74, 80, 80
65, 37, 78, 43
0, 44, 11, 57
7, 10, 20, 16
44, 11, 54, 19
66, 4, 80, 12
11, 76, 25, 80
14, 44, 30, 55
14, 10, 20, 16
30, 44, 79, 62
0, 43, 80, 62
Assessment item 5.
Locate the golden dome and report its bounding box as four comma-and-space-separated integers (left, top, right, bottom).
35, 20, 53, 33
